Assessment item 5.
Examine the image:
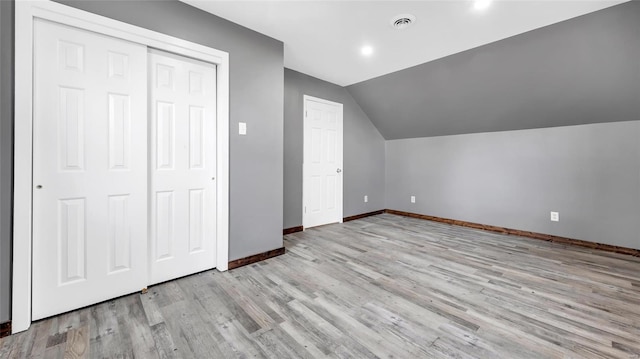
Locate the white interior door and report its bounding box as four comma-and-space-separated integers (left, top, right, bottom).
149, 50, 217, 285
303, 96, 343, 228
32, 19, 148, 320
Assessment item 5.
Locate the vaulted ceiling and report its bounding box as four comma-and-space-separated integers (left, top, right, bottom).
184, 1, 639, 139
347, 0, 640, 139
183, 0, 627, 86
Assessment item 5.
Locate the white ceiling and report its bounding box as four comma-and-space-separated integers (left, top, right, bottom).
182, 0, 629, 86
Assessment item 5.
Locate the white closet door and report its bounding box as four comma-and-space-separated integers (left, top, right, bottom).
32, 20, 148, 320
149, 50, 217, 285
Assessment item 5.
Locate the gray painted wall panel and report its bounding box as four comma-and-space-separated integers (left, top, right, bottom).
385, 121, 640, 249
348, 1, 640, 140
0, 0, 14, 323
284, 69, 385, 229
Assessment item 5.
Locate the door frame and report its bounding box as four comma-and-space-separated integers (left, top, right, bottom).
14, 0, 230, 333
302, 95, 343, 229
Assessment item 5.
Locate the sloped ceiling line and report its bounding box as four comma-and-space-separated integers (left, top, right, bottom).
346, 1, 640, 140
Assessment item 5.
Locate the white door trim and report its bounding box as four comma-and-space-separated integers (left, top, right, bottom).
14, 0, 230, 333
302, 95, 344, 229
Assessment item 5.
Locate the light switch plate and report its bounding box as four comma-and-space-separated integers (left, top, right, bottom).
411, 196, 416, 203
239, 122, 247, 135
550, 211, 559, 222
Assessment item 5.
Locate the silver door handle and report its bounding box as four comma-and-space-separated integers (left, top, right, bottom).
336, 168, 342, 173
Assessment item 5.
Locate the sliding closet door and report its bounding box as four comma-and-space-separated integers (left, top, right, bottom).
32, 20, 148, 320
149, 50, 217, 285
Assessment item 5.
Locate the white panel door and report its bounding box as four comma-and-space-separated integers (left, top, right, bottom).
32, 20, 148, 320
149, 50, 217, 285
303, 96, 343, 228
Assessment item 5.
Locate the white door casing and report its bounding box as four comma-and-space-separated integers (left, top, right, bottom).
14, 0, 230, 333
32, 19, 148, 320
149, 50, 217, 285
303, 95, 343, 228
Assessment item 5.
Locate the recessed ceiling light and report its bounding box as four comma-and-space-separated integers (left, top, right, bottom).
361, 45, 374, 56
390, 14, 416, 30
474, 0, 493, 11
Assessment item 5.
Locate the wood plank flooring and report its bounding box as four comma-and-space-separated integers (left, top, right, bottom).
2, 213, 640, 358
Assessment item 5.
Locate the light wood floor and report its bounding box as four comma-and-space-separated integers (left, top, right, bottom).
2, 213, 640, 358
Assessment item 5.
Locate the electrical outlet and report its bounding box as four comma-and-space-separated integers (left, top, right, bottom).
364, 195, 368, 203
239, 122, 247, 135
411, 196, 416, 203
550, 211, 559, 222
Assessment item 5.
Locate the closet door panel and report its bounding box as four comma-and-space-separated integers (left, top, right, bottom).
32, 19, 148, 320
149, 50, 217, 284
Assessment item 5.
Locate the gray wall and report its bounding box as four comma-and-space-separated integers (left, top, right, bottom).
386, 121, 640, 250
347, 0, 640, 140
0, 0, 14, 323
284, 69, 385, 229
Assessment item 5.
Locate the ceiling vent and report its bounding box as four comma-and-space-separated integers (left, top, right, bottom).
390, 14, 416, 30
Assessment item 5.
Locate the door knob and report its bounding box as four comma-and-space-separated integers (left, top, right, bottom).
336, 168, 342, 173
36, 185, 43, 189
